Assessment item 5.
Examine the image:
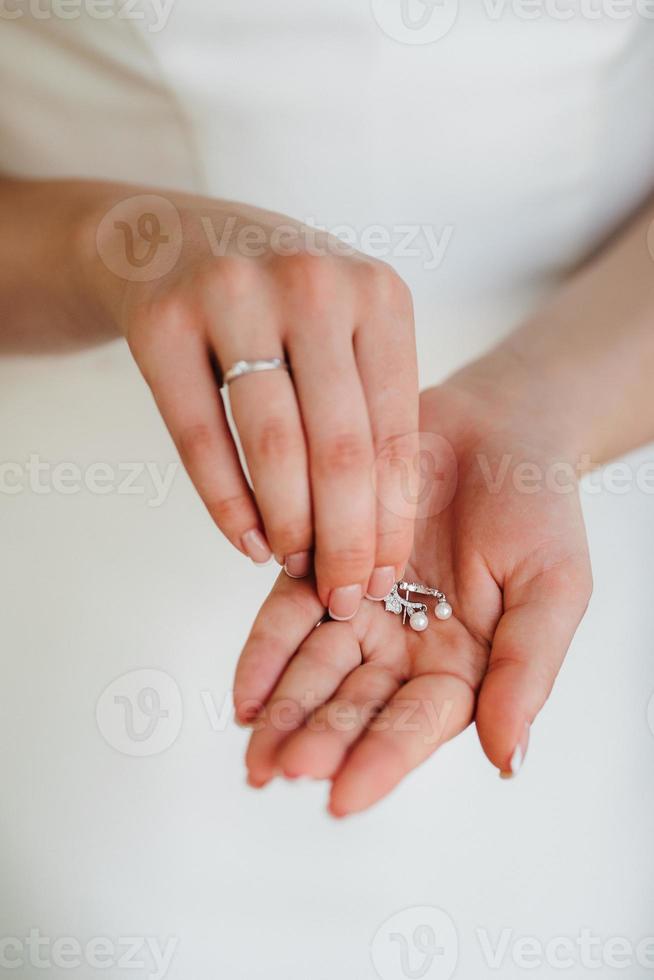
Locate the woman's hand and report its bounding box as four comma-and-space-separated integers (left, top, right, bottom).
1, 178, 419, 619
96, 191, 419, 617
234, 359, 593, 815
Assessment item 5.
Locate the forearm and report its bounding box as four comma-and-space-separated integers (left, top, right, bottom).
458, 195, 654, 467
0, 178, 123, 352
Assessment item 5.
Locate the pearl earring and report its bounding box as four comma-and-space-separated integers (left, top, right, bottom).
382, 580, 452, 631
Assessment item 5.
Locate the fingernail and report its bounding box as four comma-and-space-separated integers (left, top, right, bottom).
241, 529, 273, 566
500, 723, 530, 779
284, 551, 311, 579
246, 774, 269, 789
365, 566, 395, 601
328, 584, 362, 622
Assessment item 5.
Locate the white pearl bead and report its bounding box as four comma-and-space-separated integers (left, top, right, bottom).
409, 611, 429, 632
435, 601, 453, 621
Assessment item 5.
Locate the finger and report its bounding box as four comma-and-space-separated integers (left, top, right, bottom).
329, 672, 475, 817
227, 366, 313, 576
475, 554, 593, 777
354, 272, 419, 599
233, 572, 325, 725
245, 621, 362, 787
288, 314, 376, 618
204, 263, 314, 576
278, 662, 402, 781
133, 318, 269, 563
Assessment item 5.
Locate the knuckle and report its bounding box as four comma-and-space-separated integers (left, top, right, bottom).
206, 491, 255, 531
178, 422, 215, 465
273, 252, 335, 306
576, 561, 594, 608
128, 291, 196, 366
197, 256, 257, 306
254, 418, 304, 464
267, 516, 312, 552
313, 432, 372, 478
374, 430, 420, 467
151, 293, 191, 333
357, 259, 412, 312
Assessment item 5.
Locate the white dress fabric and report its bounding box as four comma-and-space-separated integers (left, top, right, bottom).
1, 5, 653, 979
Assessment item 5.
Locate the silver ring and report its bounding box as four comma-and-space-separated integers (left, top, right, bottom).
222, 358, 289, 387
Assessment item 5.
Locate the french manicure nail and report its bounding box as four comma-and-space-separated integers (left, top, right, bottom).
241, 529, 273, 566
500, 723, 530, 779
284, 551, 311, 579
328, 584, 362, 622
365, 566, 395, 601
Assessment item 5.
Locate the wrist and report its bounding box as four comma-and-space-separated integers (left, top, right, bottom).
72, 182, 140, 337
0, 178, 122, 351
440, 339, 598, 469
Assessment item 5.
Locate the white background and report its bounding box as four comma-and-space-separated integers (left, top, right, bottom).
1, 4, 654, 978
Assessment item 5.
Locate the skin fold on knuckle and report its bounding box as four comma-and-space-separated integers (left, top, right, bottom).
251, 417, 305, 466
195, 255, 261, 310
355, 259, 414, 320
127, 293, 199, 382
271, 252, 340, 313
312, 433, 373, 481
266, 516, 312, 558
374, 430, 420, 468
205, 491, 256, 536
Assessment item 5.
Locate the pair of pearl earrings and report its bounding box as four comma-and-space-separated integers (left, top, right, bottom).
383, 580, 453, 632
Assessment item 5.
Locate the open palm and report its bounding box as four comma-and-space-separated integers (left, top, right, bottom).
235, 373, 593, 815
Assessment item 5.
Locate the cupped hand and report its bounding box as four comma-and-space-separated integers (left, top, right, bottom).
233, 362, 593, 815
88, 190, 418, 615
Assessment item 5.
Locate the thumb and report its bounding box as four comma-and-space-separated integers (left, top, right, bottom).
476, 555, 592, 777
